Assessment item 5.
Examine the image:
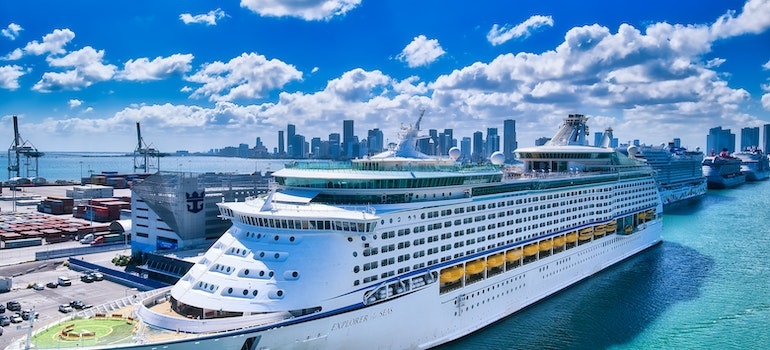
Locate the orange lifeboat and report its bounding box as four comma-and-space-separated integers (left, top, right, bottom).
506, 248, 523, 261
523, 243, 539, 256
565, 231, 578, 243
594, 224, 606, 236
553, 235, 566, 246
487, 253, 505, 268
539, 239, 553, 251
465, 259, 487, 275
579, 227, 593, 240
439, 266, 464, 284
606, 220, 617, 233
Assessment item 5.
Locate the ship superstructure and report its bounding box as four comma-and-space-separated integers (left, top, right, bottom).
627, 142, 707, 207
732, 147, 770, 181
10, 114, 662, 350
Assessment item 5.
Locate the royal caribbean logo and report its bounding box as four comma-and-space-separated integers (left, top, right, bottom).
186, 190, 205, 213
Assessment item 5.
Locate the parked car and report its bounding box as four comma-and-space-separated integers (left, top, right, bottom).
80, 274, 94, 283
6, 301, 20, 312
70, 300, 85, 310
57, 276, 71, 286
21, 309, 37, 320
46, 281, 58, 289
31, 283, 45, 290
90, 272, 104, 281
9, 313, 22, 323
0, 325, 3, 336
0, 314, 10, 326
58, 304, 74, 313
0, 304, 5, 314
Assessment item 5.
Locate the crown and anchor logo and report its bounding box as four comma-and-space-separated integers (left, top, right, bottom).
186, 190, 205, 213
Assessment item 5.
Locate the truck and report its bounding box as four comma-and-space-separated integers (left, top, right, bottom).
0, 276, 11, 292
90, 233, 123, 245
80, 233, 95, 244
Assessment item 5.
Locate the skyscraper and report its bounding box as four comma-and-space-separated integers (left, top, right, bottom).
287, 124, 296, 158
764, 124, 770, 153
329, 133, 341, 159
367, 128, 384, 155
706, 126, 736, 155
485, 128, 499, 158
740, 127, 759, 150
503, 119, 517, 162
343, 120, 354, 159
277, 130, 284, 156
460, 137, 471, 162
472, 131, 483, 163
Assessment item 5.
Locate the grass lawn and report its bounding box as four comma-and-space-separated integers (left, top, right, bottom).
30, 317, 136, 348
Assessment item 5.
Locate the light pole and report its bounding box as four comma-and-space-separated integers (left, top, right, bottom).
79, 161, 83, 185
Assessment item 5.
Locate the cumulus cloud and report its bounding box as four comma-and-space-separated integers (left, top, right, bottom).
763, 59, 770, 70
185, 52, 302, 102
487, 15, 554, 46
68, 99, 83, 108
397, 35, 446, 68
0, 65, 25, 89
180, 8, 226, 25
240, 0, 361, 21
2, 23, 23, 40
710, 0, 770, 39
33, 46, 117, 91
117, 54, 194, 81
22, 28, 75, 57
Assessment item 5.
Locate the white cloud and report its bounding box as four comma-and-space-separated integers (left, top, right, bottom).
487, 15, 554, 46
763, 59, 770, 70
68, 99, 83, 108
83, 107, 93, 113
397, 35, 445, 68
33, 46, 117, 91
240, 0, 361, 21
23, 28, 75, 56
705, 58, 726, 68
185, 52, 302, 102
180, 8, 226, 25
180, 86, 192, 92
0, 65, 25, 89
2, 48, 23, 60
710, 0, 770, 39
117, 54, 194, 81
2, 23, 23, 40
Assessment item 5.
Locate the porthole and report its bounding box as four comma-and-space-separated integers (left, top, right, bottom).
210, 285, 214, 291
290, 236, 295, 242
354, 266, 360, 273
260, 252, 265, 258
269, 271, 274, 277
292, 271, 298, 278
259, 271, 265, 277
277, 290, 284, 297
252, 290, 258, 296
226, 267, 231, 272
274, 235, 279, 241
352, 252, 358, 257
257, 233, 262, 239
348, 237, 353, 242
243, 289, 248, 296
245, 269, 250, 275
274, 253, 280, 259
228, 287, 233, 294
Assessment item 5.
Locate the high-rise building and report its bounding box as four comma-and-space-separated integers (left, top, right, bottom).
503, 119, 517, 162
329, 133, 341, 159
706, 126, 736, 155
764, 124, 770, 153
287, 124, 296, 158
343, 120, 354, 159
594, 132, 603, 147
460, 137, 471, 162
485, 128, 499, 158
439, 129, 454, 156
472, 131, 484, 162
277, 130, 284, 156
367, 128, 384, 155
740, 127, 760, 150
535, 137, 551, 146
310, 137, 321, 158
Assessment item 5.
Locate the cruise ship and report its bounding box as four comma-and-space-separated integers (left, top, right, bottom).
732, 147, 770, 181
9, 114, 662, 350
702, 149, 746, 189
627, 142, 707, 207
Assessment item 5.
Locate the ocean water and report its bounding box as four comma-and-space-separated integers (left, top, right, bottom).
0, 152, 287, 183
440, 180, 770, 349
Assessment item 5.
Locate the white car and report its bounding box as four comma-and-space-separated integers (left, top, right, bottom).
9, 313, 23, 323
58, 304, 74, 313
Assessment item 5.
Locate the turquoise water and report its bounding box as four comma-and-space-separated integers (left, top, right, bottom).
440, 181, 770, 349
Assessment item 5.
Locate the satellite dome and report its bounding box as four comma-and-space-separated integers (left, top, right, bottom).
490, 151, 505, 165
627, 145, 639, 158
448, 147, 461, 160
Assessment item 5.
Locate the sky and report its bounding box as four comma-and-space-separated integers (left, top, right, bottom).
1, 0, 770, 153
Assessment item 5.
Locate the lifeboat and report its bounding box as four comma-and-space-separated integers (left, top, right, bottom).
594, 224, 606, 236
487, 253, 505, 268
506, 248, 523, 261
579, 227, 593, 240
646, 210, 656, 219
465, 259, 487, 275
439, 266, 464, 284
523, 243, 539, 256
553, 235, 566, 246
565, 231, 578, 243
637, 211, 647, 220
606, 221, 617, 232
539, 239, 553, 251
624, 225, 633, 233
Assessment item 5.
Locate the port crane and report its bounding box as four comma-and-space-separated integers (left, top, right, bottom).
7, 115, 44, 181
133, 122, 161, 173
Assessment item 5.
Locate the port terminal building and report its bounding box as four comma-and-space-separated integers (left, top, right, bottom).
128, 171, 270, 284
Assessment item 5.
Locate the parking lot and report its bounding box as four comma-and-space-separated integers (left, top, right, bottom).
0, 259, 141, 349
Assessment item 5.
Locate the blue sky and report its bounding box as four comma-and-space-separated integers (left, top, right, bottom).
1, 0, 769, 152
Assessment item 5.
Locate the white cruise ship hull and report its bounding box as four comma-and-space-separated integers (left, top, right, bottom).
18, 220, 660, 350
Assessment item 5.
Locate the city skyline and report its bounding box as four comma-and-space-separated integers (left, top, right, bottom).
1, 0, 769, 152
